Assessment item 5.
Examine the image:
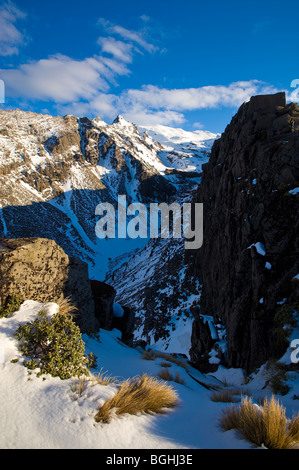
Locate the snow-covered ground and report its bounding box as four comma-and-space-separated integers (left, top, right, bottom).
1, 301, 298, 450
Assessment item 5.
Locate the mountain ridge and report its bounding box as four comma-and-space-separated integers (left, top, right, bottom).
0, 108, 214, 283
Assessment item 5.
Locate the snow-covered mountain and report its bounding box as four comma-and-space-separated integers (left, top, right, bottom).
0, 110, 216, 278
0, 109, 218, 350
138, 123, 218, 174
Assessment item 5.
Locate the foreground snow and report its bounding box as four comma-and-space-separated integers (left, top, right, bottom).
0, 301, 298, 449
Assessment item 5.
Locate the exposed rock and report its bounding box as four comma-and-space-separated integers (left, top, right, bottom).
112, 306, 136, 347
90, 280, 135, 346
190, 315, 215, 362
190, 93, 299, 372
0, 237, 99, 333
90, 280, 116, 330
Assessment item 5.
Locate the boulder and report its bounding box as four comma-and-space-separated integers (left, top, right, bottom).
0, 237, 99, 333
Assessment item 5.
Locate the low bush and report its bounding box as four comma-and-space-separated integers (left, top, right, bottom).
14, 309, 90, 379
94, 374, 179, 423
0, 294, 22, 318
219, 395, 299, 449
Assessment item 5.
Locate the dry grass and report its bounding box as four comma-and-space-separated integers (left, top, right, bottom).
141, 349, 188, 370
210, 387, 251, 403
56, 296, 79, 317
157, 368, 186, 385
70, 376, 89, 397
141, 349, 157, 361
160, 361, 172, 368
219, 395, 299, 449
157, 368, 173, 381
94, 374, 179, 423
91, 368, 119, 386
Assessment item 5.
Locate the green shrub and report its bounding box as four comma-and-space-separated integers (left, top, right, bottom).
86, 352, 98, 369
0, 294, 22, 318
14, 309, 89, 379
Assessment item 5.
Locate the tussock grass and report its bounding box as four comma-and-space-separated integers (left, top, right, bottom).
211, 387, 251, 403
157, 368, 173, 381
219, 395, 299, 449
160, 361, 172, 368
56, 296, 79, 317
157, 368, 186, 385
141, 349, 188, 370
91, 368, 119, 386
141, 349, 157, 361
94, 374, 179, 423
70, 376, 89, 397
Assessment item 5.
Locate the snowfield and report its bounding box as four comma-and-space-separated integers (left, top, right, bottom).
1, 301, 298, 450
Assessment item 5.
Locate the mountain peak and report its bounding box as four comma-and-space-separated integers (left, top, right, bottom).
112, 114, 128, 125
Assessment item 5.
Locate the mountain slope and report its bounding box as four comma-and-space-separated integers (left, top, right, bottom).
0, 109, 215, 281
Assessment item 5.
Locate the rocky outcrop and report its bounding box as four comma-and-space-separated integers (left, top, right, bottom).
90, 280, 116, 330
190, 93, 299, 372
111, 306, 136, 347
0, 237, 99, 333
90, 280, 136, 346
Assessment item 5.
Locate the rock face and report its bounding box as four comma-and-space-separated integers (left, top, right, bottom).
90, 280, 116, 330
0, 237, 99, 333
190, 93, 299, 372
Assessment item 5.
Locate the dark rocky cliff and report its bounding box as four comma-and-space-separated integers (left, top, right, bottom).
190, 92, 299, 372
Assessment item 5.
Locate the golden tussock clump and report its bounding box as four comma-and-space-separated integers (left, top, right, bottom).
94, 374, 179, 424
219, 395, 299, 449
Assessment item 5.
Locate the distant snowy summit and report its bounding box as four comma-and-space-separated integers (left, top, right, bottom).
138, 123, 219, 151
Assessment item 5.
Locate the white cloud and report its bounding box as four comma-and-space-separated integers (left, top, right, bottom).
97, 18, 157, 54
91, 80, 279, 125
57, 92, 118, 120
108, 24, 157, 53
123, 108, 186, 127
0, 17, 159, 107
0, 1, 27, 56
121, 81, 279, 113
0, 53, 130, 102
97, 36, 134, 63
0, 9, 284, 128
61, 80, 280, 127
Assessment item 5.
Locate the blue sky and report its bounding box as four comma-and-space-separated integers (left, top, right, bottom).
0, 0, 298, 133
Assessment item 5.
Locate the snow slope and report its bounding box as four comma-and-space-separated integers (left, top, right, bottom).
138, 124, 219, 174
1, 301, 298, 450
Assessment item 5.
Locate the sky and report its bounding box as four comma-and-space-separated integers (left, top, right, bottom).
0, 0, 298, 133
